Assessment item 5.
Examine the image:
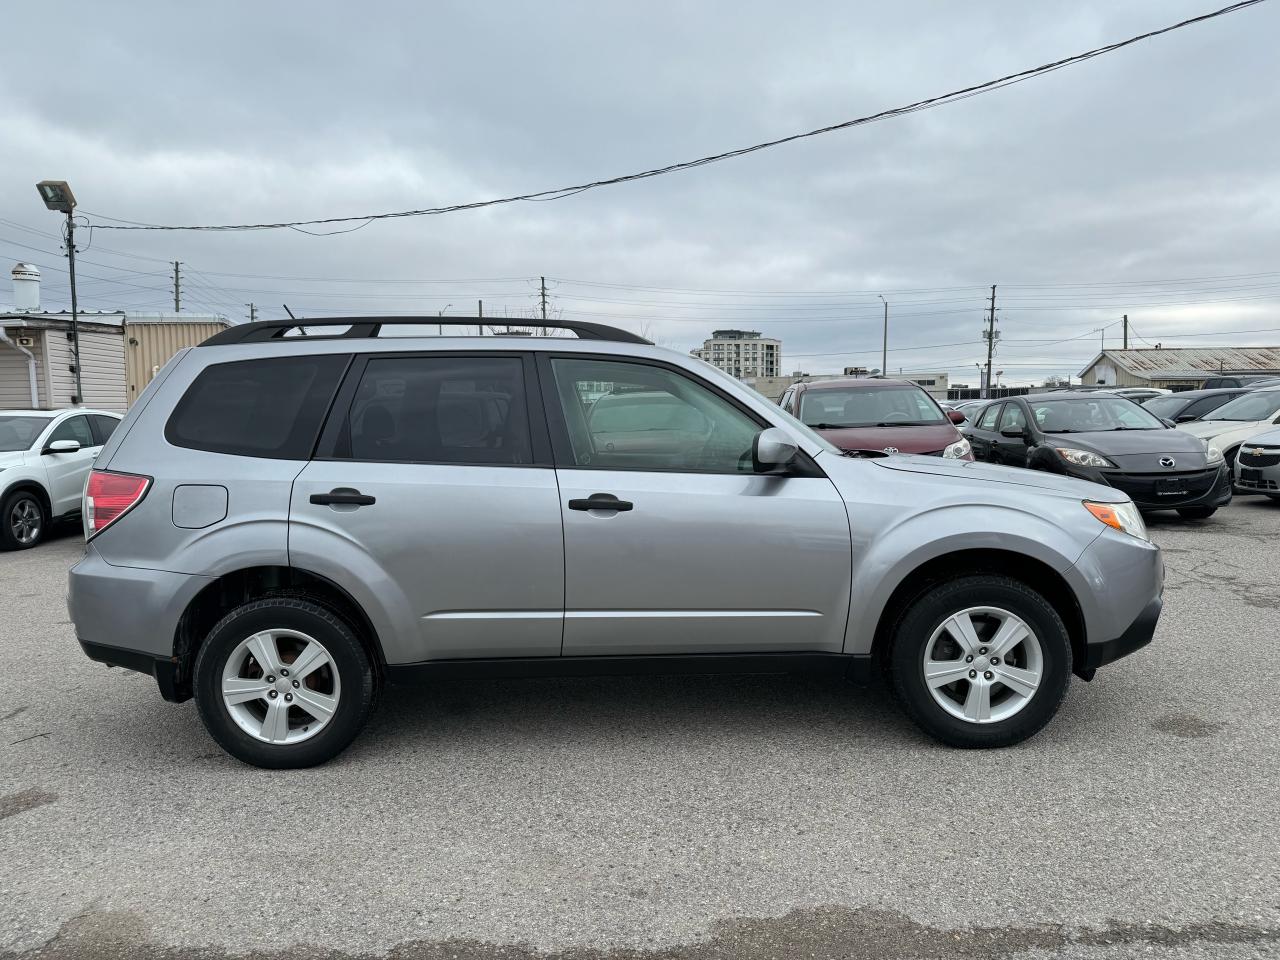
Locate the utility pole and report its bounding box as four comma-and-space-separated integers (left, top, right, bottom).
172, 261, 182, 312
246, 303, 257, 323
1122, 314, 1129, 350
539, 276, 549, 336
65, 215, 83, 405
982, 284, 998, 399
878, 295, 889, 376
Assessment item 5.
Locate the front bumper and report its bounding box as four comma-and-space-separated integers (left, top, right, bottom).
1065, 527, 1163, 678
1082, 596, 1161, 671
1072, 462, 1232, 511
1235, 459, 1280, 495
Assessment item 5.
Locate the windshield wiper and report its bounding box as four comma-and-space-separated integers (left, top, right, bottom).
1042, 428, 1078, 433
806, 422, 846, 430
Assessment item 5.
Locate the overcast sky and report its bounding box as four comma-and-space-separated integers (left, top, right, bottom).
2, 0, 1277, 384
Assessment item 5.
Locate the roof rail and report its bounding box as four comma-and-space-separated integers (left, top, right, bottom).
200, 316, 651, 346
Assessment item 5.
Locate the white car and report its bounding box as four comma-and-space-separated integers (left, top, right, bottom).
0, 408, 122, 549
1178, 386, 1280, 480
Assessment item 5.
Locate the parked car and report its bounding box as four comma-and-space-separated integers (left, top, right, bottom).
965, 392, 1230, 519
69, 318, 1162, 767
1200, 374, 1280, 389
1234, 427, 1280, 500
1140, 388, 1253, 424
1177, 386, 1280, 479
0, 408, 121, 550
779, 378, 972, 459
1110, 388, 1171, 401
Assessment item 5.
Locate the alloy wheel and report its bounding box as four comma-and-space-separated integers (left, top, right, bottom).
220, 628, 342, 744
10, 498, 42, 545
922, 606, 1044, 724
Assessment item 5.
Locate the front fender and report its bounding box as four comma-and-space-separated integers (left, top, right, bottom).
845, 502, 1099, 655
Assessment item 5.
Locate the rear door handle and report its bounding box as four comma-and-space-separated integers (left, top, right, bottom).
310, 488, 376, 507
568, 493, 633, 512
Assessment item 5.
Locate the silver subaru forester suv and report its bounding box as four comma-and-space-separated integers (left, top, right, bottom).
68, 318, 1162, 767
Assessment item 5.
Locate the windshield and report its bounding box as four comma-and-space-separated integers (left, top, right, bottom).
1029, 397, 1164, 433
799, 385, 946, 428
0, 415, 52, 452
1202, 390, 1280, 422
1141, 396, 1186, 418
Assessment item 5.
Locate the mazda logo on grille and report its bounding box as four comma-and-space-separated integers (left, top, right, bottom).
1159, 456, 1176, 468
883, 446, 899, 454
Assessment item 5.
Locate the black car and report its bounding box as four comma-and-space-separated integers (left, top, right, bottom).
1140, 387, 1254, 424
965, 392, 1232, 518
1200, 375, 1280, 389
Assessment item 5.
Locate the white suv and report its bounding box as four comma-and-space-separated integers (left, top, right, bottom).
0, 408, 121, 549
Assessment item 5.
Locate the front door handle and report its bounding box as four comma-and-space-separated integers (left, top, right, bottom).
568, 493, 633, 512
310, 488, 376, 507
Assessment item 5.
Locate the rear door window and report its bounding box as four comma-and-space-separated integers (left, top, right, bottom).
338, 355, 532, 465
975, 404, 1001, 431
165, 355, 349, 459
89, 415, 120, 445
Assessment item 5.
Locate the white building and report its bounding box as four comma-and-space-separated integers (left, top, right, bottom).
0, 263, 228, 411
691, 329, 781, 379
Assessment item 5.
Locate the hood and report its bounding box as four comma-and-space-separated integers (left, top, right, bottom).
1241, 426, 1280, 447
1179, 417, 1270, 439
1042, 428, 1209, 471
0, 450, 29, 469
814, 422, 961, 455
864, 453, 1125, 502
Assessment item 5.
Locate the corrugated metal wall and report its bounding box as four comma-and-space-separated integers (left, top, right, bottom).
124, 321, 227, 405
46, 328, 128, 411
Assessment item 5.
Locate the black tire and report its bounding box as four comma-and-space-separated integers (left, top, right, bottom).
193, 597, 375, 768
0, 489, 46, 551
887, 575, 1071, 748
1176, 506, 1217, 520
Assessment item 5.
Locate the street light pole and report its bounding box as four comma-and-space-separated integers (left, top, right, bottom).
37, 182, 83, 405
437, 304, 452, 336
878, 295, 888, 378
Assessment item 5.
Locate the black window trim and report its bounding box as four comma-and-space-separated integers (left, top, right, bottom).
88, 414, 121, 447
534, 352, 826, 479
312, 350, 554, 468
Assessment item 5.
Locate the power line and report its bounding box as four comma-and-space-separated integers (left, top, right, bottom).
81, 1, 1267, 234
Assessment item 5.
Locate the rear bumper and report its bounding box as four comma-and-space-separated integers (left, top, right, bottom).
78, 639, 187, 702
1082, 596, 1161, 671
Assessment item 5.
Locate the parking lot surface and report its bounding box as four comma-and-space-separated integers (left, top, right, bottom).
1, 501, 1278, 959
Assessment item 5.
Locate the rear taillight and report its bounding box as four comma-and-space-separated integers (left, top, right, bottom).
85, 469, 151, 538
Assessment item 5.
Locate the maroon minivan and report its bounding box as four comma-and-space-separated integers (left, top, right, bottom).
779, 378, 973, 459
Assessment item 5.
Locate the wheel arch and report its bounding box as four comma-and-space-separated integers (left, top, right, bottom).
172, 565, 386, 702
869, 548, 1087, 678
2, 479, 52, 518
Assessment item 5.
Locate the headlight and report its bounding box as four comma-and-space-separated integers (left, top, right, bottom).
1205, 442, 1224, 465
942, 437, 971, 459
1055, 447, 1116, 468
1084, 499, 1149, 541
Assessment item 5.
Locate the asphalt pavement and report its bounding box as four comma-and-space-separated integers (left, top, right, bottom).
1, 501, 1278, 959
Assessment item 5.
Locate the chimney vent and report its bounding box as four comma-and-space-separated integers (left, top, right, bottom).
11, 262, 40, 311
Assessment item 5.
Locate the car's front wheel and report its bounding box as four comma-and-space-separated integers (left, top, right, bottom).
0, 489, 46, 550
888, 575, 1071, 748
193, 597, 376, 768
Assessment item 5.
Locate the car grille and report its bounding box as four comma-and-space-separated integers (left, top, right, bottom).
1237, 469, 1279, 491
1101, 468, 1219, 505
1238, 447, 1280, 468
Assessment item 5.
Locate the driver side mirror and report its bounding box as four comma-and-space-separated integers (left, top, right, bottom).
44, 439, 81, 454
1160, 417, 1177, 429
1175, 414, 1197, 423
752, 427, 799, 473
947, 410, 966, 424
999, 425, 1025, 439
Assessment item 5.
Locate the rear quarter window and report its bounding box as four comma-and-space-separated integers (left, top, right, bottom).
165, 355, 349, 459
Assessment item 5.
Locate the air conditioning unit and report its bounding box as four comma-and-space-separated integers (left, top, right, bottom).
16, 336, 34, 348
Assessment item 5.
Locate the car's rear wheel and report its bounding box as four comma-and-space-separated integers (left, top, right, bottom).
1176, 506, 1217, 520
888, 575, 1071, 748
194, 598, 375, 768
0, 490, 46, 550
